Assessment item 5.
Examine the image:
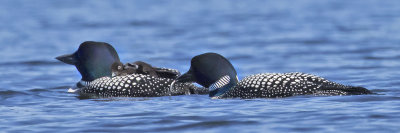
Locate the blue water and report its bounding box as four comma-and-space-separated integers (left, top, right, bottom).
1, 0, 400, 132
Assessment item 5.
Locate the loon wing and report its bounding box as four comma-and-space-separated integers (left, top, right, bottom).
153, 67, 181, 79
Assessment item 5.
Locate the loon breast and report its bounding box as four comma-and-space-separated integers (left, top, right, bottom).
78, 74, 207, 98
221, 72, 371, 99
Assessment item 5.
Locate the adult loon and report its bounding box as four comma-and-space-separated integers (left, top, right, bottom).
176, 53, 372, 99
56, 41, 207, 98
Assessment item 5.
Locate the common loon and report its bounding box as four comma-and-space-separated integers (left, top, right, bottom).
176, 53, 372, 99
56, 41, 208, 98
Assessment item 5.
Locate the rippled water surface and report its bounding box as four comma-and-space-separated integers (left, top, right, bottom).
1, 0, 400, 132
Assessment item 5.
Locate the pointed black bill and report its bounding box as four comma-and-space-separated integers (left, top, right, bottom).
176, 71, 196, 83
56, 53, 77, 65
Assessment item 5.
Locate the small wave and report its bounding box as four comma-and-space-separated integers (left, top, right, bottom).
291, 127, 324, 132
263, 38, 334, 45
79, 20, 164, 29
364, 56, 400, 60
326, 95, 400, 102
368, 114, 390, 119
49, 86, 73, 90
0, 90, 29, 100
0, 90, 29, 96
0, 60, 63, 66
129, 20, 164, 27
339, 65, 382, 70
228, 55, 253, 60
152, 120, 259, 132
27, 88, 50, 92
98, 112, 164, 118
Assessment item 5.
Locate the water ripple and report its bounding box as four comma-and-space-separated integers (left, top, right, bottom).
153, 120, 259, 132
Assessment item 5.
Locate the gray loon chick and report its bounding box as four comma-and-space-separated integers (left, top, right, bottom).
132, 61, 181, 79
111, 61, 135, 77
112, 61, 181, 79
56, 41, 208, 98
128, 61, 158, 77
176, 53, 372, 99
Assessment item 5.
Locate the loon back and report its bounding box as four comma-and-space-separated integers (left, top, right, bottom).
177, 53, 372, 99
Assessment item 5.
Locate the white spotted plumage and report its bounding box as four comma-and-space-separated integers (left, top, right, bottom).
77, 73, 205, 98
217, 72, 370, 99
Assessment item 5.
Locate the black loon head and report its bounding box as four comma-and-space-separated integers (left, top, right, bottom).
56, 41, 120, 81
176, 53, 239, 97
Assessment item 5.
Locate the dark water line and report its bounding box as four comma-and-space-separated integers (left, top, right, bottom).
0, 61, 64, 66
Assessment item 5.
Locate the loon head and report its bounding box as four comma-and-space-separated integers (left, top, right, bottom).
111, 61, 127, 77
56, 41, 120, 81
176, 52, 239, 97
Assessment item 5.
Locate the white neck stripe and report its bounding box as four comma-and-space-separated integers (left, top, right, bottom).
209, 75, 230, 91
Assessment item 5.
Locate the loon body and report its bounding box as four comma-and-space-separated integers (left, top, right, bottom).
176, 53, 372, 99
56, 41, 207, 98
77, 73, 201, 97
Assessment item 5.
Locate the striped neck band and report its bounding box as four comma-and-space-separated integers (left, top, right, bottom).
209, 75, 230, 92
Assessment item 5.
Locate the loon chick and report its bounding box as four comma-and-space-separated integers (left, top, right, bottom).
111, 61, 137, 77
56, 41, 207, 98
176, 53, 372, 99
128, 61, 158, 76
111, 61, 181, 79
